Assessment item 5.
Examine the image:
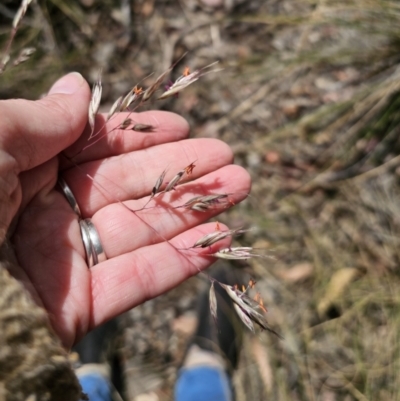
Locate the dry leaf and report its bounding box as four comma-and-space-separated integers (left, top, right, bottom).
317, 267, 361, 317
277, 262, 314, 283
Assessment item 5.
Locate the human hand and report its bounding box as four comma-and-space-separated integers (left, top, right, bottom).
1, 73, 251, 348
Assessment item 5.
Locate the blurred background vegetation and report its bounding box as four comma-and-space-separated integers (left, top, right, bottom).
2, 0, 400, 400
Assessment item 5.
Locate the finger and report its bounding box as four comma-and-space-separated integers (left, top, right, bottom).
62, 137, 234, 216
91, 164, 251, 258
61, 110, 190, 166
89, 222, 231, 328
0, 73, 90, 172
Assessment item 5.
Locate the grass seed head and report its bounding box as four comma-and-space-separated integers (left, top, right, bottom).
164, 170, 185, 192
119, 118, 132, 130
143, 68, 172, 101
0, 55, 10, 74
209, 282, 218, 323
212, 247, 274, 260
181, 194, 229, 212
158, 62, 220, 100
13, 0, 34, 29
192, 227, 246, 248
107, 96, 123, 121
212, 247, 255, 260
12, 47, 35, 66
120, 86, 143, 111
88, 78, 102, 138
233, 303, 255, 333
151, 169, 167, 198
189, 202, 210, 212
132, 123, 154, 132
219, 283, 281, 337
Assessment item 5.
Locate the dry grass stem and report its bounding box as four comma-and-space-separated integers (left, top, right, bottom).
13, 0, 34, 29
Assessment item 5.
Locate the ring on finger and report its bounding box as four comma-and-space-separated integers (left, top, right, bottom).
57, 177, 81, 217
79, 218, 107, 268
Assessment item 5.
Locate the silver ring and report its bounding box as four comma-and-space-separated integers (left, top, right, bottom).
79, 219, 107, 268
57, 177, 81, 217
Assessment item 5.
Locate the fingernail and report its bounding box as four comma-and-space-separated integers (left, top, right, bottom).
48, 72, 84, 95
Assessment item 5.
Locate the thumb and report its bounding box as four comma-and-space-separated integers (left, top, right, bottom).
0, 72, 91, 172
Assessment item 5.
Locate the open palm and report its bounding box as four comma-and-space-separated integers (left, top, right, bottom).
2, 73, 251, 348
